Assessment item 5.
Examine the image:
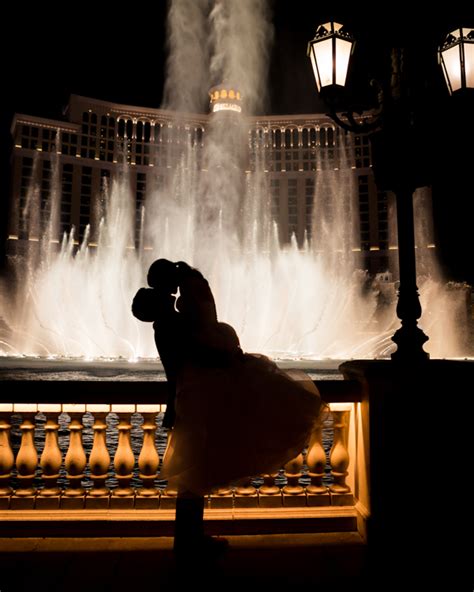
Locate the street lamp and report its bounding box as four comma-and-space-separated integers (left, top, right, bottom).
308, 21, 474, 362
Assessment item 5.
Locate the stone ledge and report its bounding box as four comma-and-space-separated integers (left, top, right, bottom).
0, 490, 355, 510
0, 531, 366, 553
0, 506, 361, 537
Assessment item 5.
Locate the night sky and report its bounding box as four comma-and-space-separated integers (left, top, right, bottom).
1, 3, 472, 282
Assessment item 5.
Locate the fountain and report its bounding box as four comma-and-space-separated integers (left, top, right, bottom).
0, 0, 471, 362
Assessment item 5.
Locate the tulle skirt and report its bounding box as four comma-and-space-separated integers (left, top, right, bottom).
160, 353, 322, 495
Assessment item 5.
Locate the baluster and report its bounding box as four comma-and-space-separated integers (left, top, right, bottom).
209, 485, 234, 509
258, 473, 282, 508
136, 406, 160, 509
86, 405, 111, 508
12, 405, 38, 509
306, 423, 330, 506
37, 404, 62, 509
260, 473, 280, 495
160, 484, 178, 509
329, 404, 354, 505
283, 452, 306, 506
0, 405, 14, 507
234, 477, 258, 508
111, 405, 135, 508
215, 484, 233, 496
62, 405, 87, 508
209, 482, 233, 509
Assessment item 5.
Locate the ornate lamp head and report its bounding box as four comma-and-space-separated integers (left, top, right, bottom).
307, 22, 355, 91
439, 28, 474, 94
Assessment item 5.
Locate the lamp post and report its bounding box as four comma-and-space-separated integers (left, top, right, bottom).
308, 22, 474, 362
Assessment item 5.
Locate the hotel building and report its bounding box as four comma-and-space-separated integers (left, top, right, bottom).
7, 93, 422, 274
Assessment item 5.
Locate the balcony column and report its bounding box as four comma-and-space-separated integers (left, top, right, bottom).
111, 406, 136, 508
12, 405, 38, 508
0, 405, 14, 506
86, 406, 111, 508
283, 452, 306, 506
234, 478, 258, 508
306, 422, 330, 506
209, 482, 233, 509
258, 473, 282, 508
37, 405, 62, 508
63, 406, 87, 508
329, 404, 353, 505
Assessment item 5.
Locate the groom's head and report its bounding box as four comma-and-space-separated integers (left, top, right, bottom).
131, 288, 157, 322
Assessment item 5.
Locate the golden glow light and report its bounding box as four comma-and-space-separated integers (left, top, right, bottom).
86, 404, 111, 413
137, 404, 161, 414
13, 403, 38, 413
63, 403, 86, 413
209, 85, 242, 113
329, 402, 353, 412
212, 103, 242, 113
111, 404, 135, 413
38, 403, 62, 413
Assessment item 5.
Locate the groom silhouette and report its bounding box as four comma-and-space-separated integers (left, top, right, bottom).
132, 258, 181, 428
132, 258, 228, 561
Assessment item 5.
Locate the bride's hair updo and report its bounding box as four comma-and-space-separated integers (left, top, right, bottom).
147, 258, 178, 292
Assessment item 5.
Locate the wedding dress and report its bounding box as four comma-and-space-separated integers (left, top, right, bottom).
160, 323, 321, 495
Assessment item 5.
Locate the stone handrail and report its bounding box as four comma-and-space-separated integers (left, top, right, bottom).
0, 378, 361, 403
0, 379, 361, 511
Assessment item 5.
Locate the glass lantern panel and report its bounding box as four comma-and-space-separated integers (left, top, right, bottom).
440, 58, 452, 93
335, 38, 352, 86
464, 43, 474, 88
309, 47, 321, 91
442, 45, 462, 92
313, 38, 333, 88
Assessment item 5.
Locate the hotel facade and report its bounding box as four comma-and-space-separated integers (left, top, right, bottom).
7, 93, 429, 274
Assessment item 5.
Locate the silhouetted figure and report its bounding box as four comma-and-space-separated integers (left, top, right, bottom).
132, 259, 322, 563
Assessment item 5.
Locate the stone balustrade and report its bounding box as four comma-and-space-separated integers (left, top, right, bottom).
0, 398, 356, 511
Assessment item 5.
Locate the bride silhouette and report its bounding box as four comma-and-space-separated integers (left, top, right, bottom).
132, 259, 322, 557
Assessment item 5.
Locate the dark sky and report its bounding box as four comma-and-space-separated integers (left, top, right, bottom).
1, 3, 473, 281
